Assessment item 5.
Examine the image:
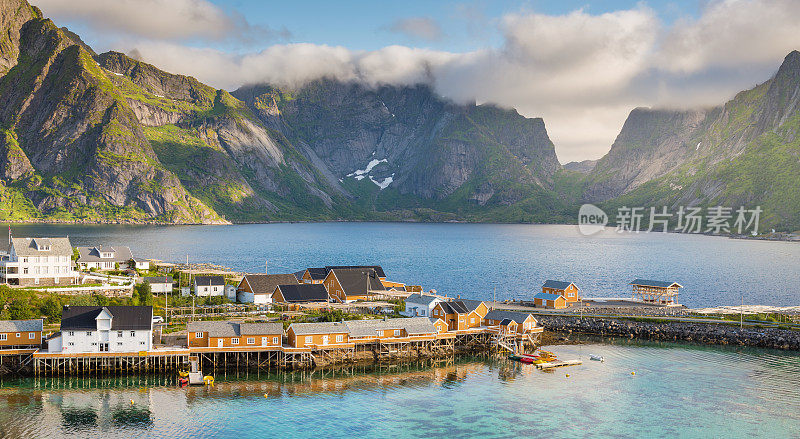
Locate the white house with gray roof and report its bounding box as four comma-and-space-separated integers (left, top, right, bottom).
401, 293, 443, 318
0, 237, 78, 286
76, 245, 135, 271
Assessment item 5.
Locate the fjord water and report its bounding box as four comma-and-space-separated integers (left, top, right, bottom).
0, 342, 798, 438
11, 222, 800, 307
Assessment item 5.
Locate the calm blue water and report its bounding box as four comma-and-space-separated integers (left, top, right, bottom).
0, 341, 798, 438
8, 223, 800, 307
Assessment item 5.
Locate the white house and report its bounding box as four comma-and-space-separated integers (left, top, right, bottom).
236, 273, 298, 304
0, 237, 78, 286
76, 245, 134, 271
132, 258, 151, 271
401, 293, 443, 317
143, 276, 173, 294
194, 275, 225, 296
48, 306, 153, 353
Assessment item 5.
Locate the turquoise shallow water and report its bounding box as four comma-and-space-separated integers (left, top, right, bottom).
0, 341, 798, 438
9, 222, 800, 307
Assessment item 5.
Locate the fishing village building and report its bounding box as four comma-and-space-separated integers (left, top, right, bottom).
484, 310, 541, 335
541, 280, 580, 303
287, 321, 352, 348
272, 284, 329, 304
194, 275, 226, 296
324, 268, 385, 302
76, 245, 134, 271
188, 322, 284, 348
47, 306, 153, 354
237, 273, 298, 303
143, 276, 173, 294
401, 293, 443, 317
630, 279, 683, 305
326, 265, 386, 281
0, 319, 43, 349
0, 237, 78, 286
533, 292, 567, 309
299, 268, 328, 284
431, 299, 488, 331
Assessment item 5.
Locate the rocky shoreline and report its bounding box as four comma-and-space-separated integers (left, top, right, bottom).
536, 315, 800, 351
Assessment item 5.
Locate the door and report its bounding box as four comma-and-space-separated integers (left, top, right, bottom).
218, 339, 224, 348
322, 335, 329, 345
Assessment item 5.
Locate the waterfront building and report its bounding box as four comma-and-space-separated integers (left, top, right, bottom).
533, 292, 567, 309
483, 310, 540, 334
48, 306, 152, 353
193, 275, 225, 296
630, 279, 683, 305
187, 321, 283, 348
272, 284, 330, 303
0, 237, 78, 286
325, 265, 386, 281
299, 267, 328, 284
76, 245, 134, 271
431, 299, 488, 331
0, 319, 43, 349
344, 317, 439, 342
401, 293, 443, 317
287, 322, 351, 348
541, 280, 580, 303
237, 273, 298, 304
132, 257, 151, 271
323, 268, 384, 303
143, 276, 173, 294
430, 318, 448, 333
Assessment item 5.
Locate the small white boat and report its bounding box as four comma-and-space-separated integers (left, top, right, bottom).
589, 354, 604, 362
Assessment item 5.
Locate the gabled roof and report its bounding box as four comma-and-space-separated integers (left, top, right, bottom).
345, 317, 438, 337
76, 245, 134, 263
305, 267, 328, 280
187, 321, 283, 337
194, 275, 225, 286
328, 268, 384, 295
275, 284, 329, 302
542, 280, 577, 290
534, 292, 564, 301
437, 301, 469, 315
143, 276, 172, 285
630, 279, 683, 288
293, 270, 306, 282
241, 274, 298, 295
485, 310, 536, 325
0, 319, 43, 332
405, 293, 441, 306
289, 321, 349, 335
499, 318, 515, 326
61, 306, 152, 330
11, 237, 72, 257
325, 265, 386, 278
456, 299, 485, 312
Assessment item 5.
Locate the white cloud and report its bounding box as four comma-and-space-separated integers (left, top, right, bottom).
387, 17, 443, 41
37, 0, 800, 162
32, 0, 287, 43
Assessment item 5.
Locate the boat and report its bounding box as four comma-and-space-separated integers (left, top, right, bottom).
508, 354, 521, 361
519, 357, 535, 364
590, 354, 605, 362
178, 370, 189, 377
178, 377, 189, 387
203, 375, 215, 386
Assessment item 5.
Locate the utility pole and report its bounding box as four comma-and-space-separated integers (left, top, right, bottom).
265, 260, 268, 274
741, 295, 744, 329
192, 296, 195, 322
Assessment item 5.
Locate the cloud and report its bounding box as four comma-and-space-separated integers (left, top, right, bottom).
32, 0, 289, 44
386, 17, 443, 41
40, 0, 800, 162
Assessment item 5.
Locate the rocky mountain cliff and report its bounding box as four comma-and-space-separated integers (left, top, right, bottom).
584, 50, 800, 231
0, 0, 570, 224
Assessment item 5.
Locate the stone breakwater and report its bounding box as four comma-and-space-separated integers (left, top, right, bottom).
537, 315, 800, 351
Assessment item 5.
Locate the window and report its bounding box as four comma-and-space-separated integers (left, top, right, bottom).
68, 342, 74, 346
231, 338, 239, 345
140, 341, 145, 345
86, 331, 92, 336
393, 329, 401, 337
15, 333, 20, 338
117, 331, 123, 337
305, 336, 312, 344
28, 333, 35, 339
247, 338, 255, 345
23, 268, 28, 274
117, 342, 123, 346
68, 331, 74, 336
91, 342, 97, 346
272, 337, 279, 345
34, 278, 39, 284
336, 334, 343, 343
130, 331, 136, 337
195, 332, 204, 338
470, 317, 475, 324
0, 334, 6, 341
568, 292, 575, 297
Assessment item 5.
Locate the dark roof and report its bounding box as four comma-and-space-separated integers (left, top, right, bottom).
630, 279, 683, 288
276, 284, 329, 302
293, 270, 306, 282
485, 310, 536, 325
61, 306, 152, 331
305, 267, 328, 280
76, 245, 134, 263
325, 265, 386, 278
195, 275, 225, 286
241, 274, 298, 295
542, 280, 576, 290
329, 268, 384, 295
456, 299, 484, 312
534, 292, 563, 301
499, 318, 514, 326
143, 276, 172, 284
438, 301, 469, 315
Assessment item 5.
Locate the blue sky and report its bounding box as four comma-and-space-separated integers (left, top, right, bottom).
31, 0, 800, 162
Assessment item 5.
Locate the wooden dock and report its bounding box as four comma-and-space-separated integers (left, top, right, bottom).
536, 359, 582, 370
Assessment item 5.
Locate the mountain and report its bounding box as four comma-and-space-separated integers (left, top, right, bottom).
0, 0, 571, 224
584, 51, 800, 231
563, 159, 598, 174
